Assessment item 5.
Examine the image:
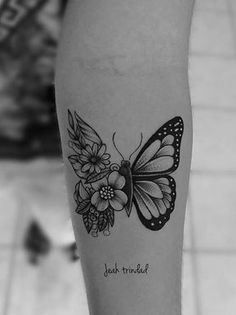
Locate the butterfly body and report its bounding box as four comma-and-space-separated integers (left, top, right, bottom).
118, 160, 133, 217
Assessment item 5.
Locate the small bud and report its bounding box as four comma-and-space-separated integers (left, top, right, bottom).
91, 230, 98, 237
103, 229, 110, 236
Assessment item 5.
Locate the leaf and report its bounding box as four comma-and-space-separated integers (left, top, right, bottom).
83, 213, 93, 234
107, 208, 115, 227
75, 199, 91, 214
74, 111, 102, 145
68, 141, 82, 154
86, 169, 110, 184
68, 109, 75, 131
68, 155, 79, 163
98, 212, 108, 232
67, 129, 77, 141
68, 155, 85, 178
78, 135, 86, 147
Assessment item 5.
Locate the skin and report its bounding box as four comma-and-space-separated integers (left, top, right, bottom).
55, 1, 194, 314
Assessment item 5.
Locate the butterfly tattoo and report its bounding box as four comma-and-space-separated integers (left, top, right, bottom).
67, 110, 184, 237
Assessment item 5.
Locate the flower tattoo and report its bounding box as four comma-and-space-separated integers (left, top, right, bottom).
80, 144, 110, 174
91, 171, 128, 212
67, 110, 184, 237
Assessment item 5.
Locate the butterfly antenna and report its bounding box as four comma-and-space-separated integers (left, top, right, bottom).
128, 133, 143, 160
112, 132, 125, 160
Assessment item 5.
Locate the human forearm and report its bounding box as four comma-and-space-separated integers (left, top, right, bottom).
55, 1, 194, 314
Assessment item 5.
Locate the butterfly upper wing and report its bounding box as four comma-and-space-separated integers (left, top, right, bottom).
131, 117, 184, 231
132, 117, 183, 177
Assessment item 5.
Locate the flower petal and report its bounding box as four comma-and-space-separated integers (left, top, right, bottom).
80, 155, 89, 162
110, 190, 128, 211
95, 165, 101, 173
102, 153, 110, 160
108, 171, 126, 189
97, 199, 109, 211
90, 165, 95, 173
98, 144, 106, 156
92, 143, 98, 154
92, 176, 108, 190
99, 163, 106, 170
85, 145, 93, 154
82, 163, 92, 172
103, 160, 110, 165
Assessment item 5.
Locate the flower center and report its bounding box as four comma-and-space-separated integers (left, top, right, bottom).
99, 185, 114, 200
90, 156, 99, 164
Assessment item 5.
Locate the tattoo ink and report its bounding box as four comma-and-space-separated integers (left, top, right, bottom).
104, 263, 150, 277
67, 110, 184, 237
104, 262, 120, 277
122, 264, 149, 275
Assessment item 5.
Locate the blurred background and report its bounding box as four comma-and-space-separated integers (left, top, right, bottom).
0, 0, 236, 314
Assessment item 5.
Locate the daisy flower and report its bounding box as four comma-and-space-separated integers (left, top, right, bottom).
80, 143, 110, 174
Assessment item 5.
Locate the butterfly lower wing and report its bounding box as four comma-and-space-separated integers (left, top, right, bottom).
132, 117, 183, 177
133, 175, 176, 230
